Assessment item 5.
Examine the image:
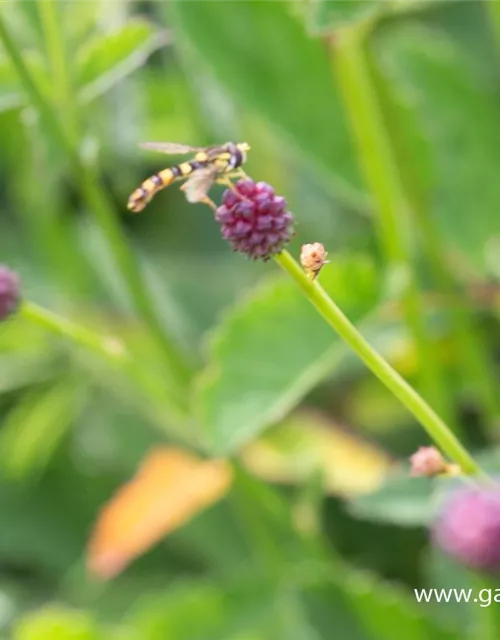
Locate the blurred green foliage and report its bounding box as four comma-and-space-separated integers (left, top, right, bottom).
0, 0, 500, 638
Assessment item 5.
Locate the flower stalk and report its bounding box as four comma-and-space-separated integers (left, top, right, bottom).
331, 25, 457, 432
274, 249, 484, 477
0, 12, 191, 385
19, 301, 189, 431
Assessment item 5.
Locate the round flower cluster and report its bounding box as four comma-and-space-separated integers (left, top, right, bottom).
215, 180, 294, 261
432, 482, 500, 573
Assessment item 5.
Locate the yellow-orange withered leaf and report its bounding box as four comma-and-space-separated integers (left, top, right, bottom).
86, 447, 232, 580
241, 410, 393, 497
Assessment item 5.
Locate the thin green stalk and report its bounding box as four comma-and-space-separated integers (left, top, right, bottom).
365, 45, 500, 433
274, 250, 484, 477
486, 0, 500, 48
21, 300, 127, 361
36, 0, 79, 141
19, 300, 189, 433
0, 11, 191, 385
332, 26, 457, 433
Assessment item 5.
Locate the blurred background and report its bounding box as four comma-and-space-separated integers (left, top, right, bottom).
0, 0, 499, 638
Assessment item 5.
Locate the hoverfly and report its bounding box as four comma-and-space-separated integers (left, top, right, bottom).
127, 141, 251, 213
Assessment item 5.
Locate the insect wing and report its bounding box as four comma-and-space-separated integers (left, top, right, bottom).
181, 166, 218, 203
139, 142, 204, 155
204, 145, 228, 160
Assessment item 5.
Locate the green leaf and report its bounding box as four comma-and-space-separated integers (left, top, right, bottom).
13, 605, 101, 640
0, 53, 47, 113
0, 320, 62, 394
346, 469, 469, 527
195, 255, 381, 455
332, 569, 461, 640
372, 23, 500, 273
0, 57, 24, 111
347, 473, 437, 526
283, 561, 460, 640
127, 575, 294, 640
305, 0, 440, 34
128, 582, 229, 640
423, 546, 476, 632
347, 448, 500, 526
306, 0, 384, 33
77, 19, 169, 103
168, 1, 365, 207
0, 379, 86, 481
167, 466, 295, 574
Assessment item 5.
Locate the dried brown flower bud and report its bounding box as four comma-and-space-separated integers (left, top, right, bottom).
409, 446, 448, 477
300, 243, 329, 280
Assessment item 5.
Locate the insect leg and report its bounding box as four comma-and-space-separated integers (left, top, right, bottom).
200, 196, 217, 212
233, 168, 250, 180
179, 179, 217, 211
216, 174, 252, 202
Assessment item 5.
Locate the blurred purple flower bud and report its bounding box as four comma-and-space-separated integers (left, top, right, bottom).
0, 265, 20, 321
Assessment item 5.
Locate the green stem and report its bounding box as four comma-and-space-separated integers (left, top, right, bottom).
332, 26, 457, 432
486, 0, 500, 48
365, 41, 500, 434
0, 11, 191, 385
20, 300, 190, 434
21, 300, 125, 361
36, 0, 79, 141
274, 250, 484, 477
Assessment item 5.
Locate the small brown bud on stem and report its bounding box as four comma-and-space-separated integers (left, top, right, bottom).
300, 243, 329, 280
409, 446, 460, 478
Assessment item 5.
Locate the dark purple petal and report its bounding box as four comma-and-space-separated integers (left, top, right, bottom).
256, 215, 273, 231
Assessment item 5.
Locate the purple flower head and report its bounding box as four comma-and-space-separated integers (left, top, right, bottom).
215, 180, 295, 261
0, 266, 20, 321
432, 482, 500, 573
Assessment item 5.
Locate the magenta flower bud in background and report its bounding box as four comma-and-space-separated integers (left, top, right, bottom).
0, 265, 20, 321
215, 180, 295, 261
432, 482, 500, 573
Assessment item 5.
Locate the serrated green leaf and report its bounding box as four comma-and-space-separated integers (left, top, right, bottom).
77, 19, 168, 103
168, 1, 365, 207
0, 379, 86, 481
373, 24, 500, 273
195, 256, 381, 455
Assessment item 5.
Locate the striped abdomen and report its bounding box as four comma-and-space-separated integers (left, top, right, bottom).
127, 161, 202, 213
